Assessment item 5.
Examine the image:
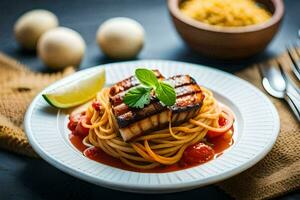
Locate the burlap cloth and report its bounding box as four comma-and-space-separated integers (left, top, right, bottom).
0, 53, 74, 157
0, 52, 299, 199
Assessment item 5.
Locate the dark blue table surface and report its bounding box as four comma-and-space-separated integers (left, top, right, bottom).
0, 0, 299, 199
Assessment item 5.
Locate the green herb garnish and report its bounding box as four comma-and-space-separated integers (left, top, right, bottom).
135, 68, 159, 88
123, 87, 151, 109
155, 81, 176, 106
123, 68, 176, 108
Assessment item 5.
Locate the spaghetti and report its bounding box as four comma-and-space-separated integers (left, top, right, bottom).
75, 86, 234, 170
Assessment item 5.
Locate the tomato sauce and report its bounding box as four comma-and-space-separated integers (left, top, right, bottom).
69, 132, 234, 173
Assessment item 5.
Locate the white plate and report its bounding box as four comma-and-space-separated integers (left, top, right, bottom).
24, 60, 280, 193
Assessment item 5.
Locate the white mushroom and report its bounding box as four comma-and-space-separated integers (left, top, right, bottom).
96, 17, 145, 59
37, 27, 86, 69
14, 9, 58, 50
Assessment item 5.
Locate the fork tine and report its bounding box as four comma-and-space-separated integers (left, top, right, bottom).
278, 60, 300, 95
286, 44, 300, 81
293, 43, 300, 57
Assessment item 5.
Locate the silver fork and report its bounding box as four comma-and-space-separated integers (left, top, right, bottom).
259, 62, 300, 122
287, 44, 300, 81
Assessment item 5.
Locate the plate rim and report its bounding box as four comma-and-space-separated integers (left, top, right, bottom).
24, 59, 280, 192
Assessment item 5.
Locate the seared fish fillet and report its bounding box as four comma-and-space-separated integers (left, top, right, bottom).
109, 71, 203, 142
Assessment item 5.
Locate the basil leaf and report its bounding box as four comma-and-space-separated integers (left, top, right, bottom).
156, 81, 176, 106
123, 87, 151, 109
135, 68, 159, 88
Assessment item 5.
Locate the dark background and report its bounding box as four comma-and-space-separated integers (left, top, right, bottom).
0, 0, 299, 199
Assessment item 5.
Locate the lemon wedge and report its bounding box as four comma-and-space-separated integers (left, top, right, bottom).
42, 68, 105, 108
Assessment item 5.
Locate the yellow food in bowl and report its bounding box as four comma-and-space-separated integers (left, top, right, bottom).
180, 0, 272, 27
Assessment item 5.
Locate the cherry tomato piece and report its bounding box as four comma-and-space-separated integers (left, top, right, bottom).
74, 117, 89, 137
68, 113, 82, 131
207, 117, 231, 138
84, 147, 99, 158
68, 112, 90, 137
92, 101, 102, 111
181, 143, 214, 165
218, 117, 227, 126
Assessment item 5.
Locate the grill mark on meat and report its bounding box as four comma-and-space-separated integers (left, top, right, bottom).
110, 74, 196, 107
112, 90, 202, 119
109, 71, 204, 141
111, 85, 202, 118
109, 70, 164, 99
166, 75, 196, 88
175, 84, 201, 97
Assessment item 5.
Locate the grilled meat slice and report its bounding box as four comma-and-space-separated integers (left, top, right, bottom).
109, 72, 203, 142
109, 69, 164, 106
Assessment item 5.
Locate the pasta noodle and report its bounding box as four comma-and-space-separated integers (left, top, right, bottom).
81, 87, 234, 169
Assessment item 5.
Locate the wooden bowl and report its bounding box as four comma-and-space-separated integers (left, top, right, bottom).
167, 0, 284, 59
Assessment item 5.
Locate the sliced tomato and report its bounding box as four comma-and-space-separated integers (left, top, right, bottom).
67, 113, 82, 131
92, 101, 102, 111
68, 112, 90, 137
218, 117, 227, 126
181, 143, 214, 165
74, 117, 89, 137
84, 147, 99, 158
207, 117, 232, 138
